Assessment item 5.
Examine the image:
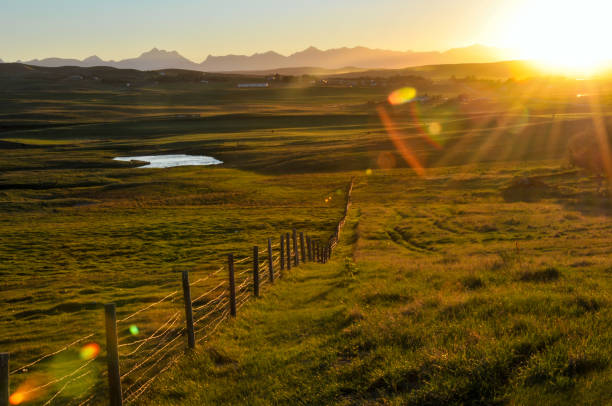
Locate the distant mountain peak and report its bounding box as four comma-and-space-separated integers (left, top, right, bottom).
83, 55, 103, 63
140, 48, 181, 57
14, 44, 515, 72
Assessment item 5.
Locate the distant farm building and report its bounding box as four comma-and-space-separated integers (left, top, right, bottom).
237, 83, 269, 88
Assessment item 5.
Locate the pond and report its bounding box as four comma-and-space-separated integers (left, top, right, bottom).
113, 154, 223, 168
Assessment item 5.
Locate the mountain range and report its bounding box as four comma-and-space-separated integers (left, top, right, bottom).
5, 45, 515, 72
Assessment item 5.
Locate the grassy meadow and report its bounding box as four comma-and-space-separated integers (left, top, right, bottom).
144, 164, 612, 405
1, 68, 611, 404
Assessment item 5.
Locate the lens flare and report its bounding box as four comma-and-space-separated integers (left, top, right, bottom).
428, 122, 441, 136
79, 343, 100, 360
129, 325, 139, 336
366, 169, 372, 175
388, 87, 417, 105
9, 374, 48, 405
9, 392, 25, 405
376, 106, 425, 176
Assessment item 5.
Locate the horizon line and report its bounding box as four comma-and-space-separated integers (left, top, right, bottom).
3, 43, 507, 64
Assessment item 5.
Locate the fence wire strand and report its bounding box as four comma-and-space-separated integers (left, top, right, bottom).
118, 291, 179, 324
10, 333, 95, 375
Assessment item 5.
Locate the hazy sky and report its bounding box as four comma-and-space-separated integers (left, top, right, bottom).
0, 0, 526, 61
1, 0, 608, 63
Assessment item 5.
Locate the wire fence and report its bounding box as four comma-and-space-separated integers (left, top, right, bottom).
1, 178, 354, 406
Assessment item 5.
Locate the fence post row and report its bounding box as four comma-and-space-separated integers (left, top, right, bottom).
286, 233, 291, 271
181, 271, 195, 349
1, 353, 8, 406
292, 229, 299, 267
300, 232, 306, 263
228, 254, 236, 317
104, 303, 123, 406
280, 235, 285, 271
253, 246, 260, 298
267, 238, 274, 283
4, 179, 354, 406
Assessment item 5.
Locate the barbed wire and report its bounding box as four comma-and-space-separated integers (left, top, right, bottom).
192, 289, 226, 313
189, 266, 224, 288
196, 309, 231, 344
120, 328, 184, 380
124, 353, 181, 404
122, 338, 182, 399
193, 295, 227, 326
10, 333, 95, 375
41, 369, 92, 406
117, 291, 179, 324
191, 280, 225, 305
20, 358, 95, 397
119, 312, 181, 357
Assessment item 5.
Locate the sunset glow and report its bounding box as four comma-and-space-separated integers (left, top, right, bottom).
501, 0, 612, 74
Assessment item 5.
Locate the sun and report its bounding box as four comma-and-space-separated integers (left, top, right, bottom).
500, 0, 611, 75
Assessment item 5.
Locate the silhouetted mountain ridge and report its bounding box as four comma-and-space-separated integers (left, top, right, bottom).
10, 45, 515, 72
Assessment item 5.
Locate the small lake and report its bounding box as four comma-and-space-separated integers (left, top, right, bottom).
113, 154, 223, 168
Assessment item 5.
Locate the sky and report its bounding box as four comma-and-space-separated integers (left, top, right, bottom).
1, 0, 610, 65
0, 0, 523, 61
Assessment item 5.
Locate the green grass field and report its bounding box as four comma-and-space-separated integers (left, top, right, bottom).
1, 72, 611, 405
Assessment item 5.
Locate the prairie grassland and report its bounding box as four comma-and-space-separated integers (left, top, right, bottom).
144, 164, 611, 405
1, 79, 611, 404
1, 159, 349, 397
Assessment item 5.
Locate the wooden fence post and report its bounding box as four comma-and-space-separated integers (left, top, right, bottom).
317, 241, 325, 264
267, 238, 274, 283
280, 235, 285, 271
306, 236, 312, 262
292, 229, 299, 266
253, 246, 260, 298
315, 241, 319, 263
104, 303, 122, 406
300, 232, 306, 263
228, 254, 236, 317
286, 233, 292, 270
0, 353, 8, 406
181, 271, 195, 349
321, 243, 325, 263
